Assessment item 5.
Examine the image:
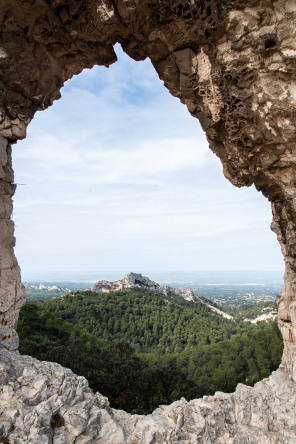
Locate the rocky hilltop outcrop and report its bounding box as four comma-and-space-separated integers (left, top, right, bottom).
92, 272, 233, 319
92, 272, 201, 302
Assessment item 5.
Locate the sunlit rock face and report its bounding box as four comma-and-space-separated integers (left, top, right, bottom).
92, 271, 202, 302
0, 0, 296, 441
92, 272, 234, 319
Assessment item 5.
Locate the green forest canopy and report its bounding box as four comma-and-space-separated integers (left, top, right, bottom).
18, 288, 283, 414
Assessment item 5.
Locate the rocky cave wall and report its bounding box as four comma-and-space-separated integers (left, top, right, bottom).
0, 0, 296, 442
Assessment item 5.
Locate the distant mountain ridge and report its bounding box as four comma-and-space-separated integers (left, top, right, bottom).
25, 283, 71, 293
92, 272, 233, 320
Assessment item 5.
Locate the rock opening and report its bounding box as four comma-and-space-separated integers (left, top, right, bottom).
0, 0, 296, 441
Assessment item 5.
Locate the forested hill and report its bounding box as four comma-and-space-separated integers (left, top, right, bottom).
92, 272, 233, 320
18, 288, 283, 414
33, 288, 252, 351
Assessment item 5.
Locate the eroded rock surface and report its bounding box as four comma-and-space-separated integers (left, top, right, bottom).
0, 0, 296, 442
1, 348, 296, 443
0, 136, 25, 350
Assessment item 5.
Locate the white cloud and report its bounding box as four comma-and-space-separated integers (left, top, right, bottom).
12, 45, 284, 276
16, 134, 211, 184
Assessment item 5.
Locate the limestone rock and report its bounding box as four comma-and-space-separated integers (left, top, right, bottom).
92, 272, 233, 319
1, 348, 296, 443
0, 0, 296, 441
92, 272, 201, 302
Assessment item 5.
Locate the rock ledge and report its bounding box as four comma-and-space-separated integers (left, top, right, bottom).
1, 348, 296, 443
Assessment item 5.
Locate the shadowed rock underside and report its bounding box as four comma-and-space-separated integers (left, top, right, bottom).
0, 0, 296, 442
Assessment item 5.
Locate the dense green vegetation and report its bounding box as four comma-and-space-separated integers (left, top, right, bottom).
229, 301, 276, 320
24, 291, 66, 303
18, 289, 284, 414
35, 289, 257, 352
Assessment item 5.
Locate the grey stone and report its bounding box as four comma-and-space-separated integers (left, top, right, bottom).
0, 0, 296, 441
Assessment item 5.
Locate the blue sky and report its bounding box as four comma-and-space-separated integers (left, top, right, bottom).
12, 45, 284, 279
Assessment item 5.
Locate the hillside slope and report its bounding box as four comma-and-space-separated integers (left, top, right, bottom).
18, 297, 283, 414
92, 272, 233, 320
44, 287, 251, 350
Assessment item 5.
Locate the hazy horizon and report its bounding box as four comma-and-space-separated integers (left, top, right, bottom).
21, 269, 284, 286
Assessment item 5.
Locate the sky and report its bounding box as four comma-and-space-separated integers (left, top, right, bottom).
12, 44, 284, 280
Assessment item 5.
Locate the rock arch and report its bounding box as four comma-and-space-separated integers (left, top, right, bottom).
1, 0, 296, 442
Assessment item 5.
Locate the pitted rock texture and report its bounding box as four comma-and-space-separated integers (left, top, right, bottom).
0, 135, 25, 350
1, 348, 296, 443
1, 0, 296, 358
1, 0, 295, 356
0, 0, 296, 442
